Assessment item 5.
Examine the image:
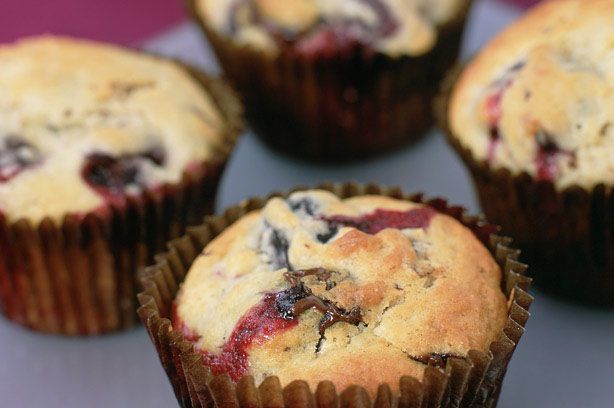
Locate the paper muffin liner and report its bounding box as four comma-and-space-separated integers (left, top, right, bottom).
186, 0, 474, 160
0, 66, 243, 335
436, 65, 614, 306
138, 182, 532, 407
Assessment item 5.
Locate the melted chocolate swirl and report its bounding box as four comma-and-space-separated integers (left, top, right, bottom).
276, 267, 362, 351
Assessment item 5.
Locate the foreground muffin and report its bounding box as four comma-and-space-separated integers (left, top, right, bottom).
0, 35, 242, 334
138, 184, 532, 407
188, 0, 474, 159
444, 0, 613, 305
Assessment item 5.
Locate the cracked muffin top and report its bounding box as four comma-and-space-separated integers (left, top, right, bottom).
174, 190, 507, 395
0, 35, 227, 223
195, 0, 470, 57
449, 0, 614, 191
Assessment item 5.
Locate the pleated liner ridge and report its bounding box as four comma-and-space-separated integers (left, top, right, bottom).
138, 182, 533, 408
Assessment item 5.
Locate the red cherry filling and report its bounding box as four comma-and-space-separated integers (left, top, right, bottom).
0, 136, 41, 182
297, 24, 364, 58
484, 61, 525, 162
199, 289, 301, 381
485, 88, 504, 126
321, 207, 436, 236
81, 148, 165, 199
179, 268, 361, 381
485, 84, 509, 162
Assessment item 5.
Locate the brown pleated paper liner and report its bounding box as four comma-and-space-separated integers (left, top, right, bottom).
185, 0, 474, 160
435, 64, 614, 306
138, 182, 533, 408
0, 67, 243, 335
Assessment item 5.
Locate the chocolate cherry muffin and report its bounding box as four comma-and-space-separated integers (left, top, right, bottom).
0, 35, 242, 335
187, 0, 474, 159
138, 184, 532, 407
445, 0, 613, 304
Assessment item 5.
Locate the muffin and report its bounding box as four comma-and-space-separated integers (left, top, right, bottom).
138, 183, 532, 407
444, 0, 613, 305
0, 35, 242, 335
187, 0, 474, 159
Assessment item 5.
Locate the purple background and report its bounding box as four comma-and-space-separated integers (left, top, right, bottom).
0, 0, 539, 45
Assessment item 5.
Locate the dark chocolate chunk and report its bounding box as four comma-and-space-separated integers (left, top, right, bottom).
275, 284, 311, 320
411, 353, 454, 369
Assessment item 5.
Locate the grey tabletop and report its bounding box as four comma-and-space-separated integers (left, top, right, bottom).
1, 1, 613, 407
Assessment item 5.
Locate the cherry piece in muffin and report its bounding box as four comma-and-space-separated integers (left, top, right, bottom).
81, 147, 165, 199
321, 207, 436, 235
483, 61, 525, 162
534, 130, 575, 182
295, 0, 399, 58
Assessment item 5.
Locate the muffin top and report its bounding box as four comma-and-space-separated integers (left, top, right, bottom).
0, 36, 227, 224
449, 0, 614, 190
196, 0, 470, 57
174, 190, 507, 395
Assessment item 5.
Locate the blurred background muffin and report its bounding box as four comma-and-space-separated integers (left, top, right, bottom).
0, 35, 242, 334
188, 0, 474, 160
445, 0, 613, 305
